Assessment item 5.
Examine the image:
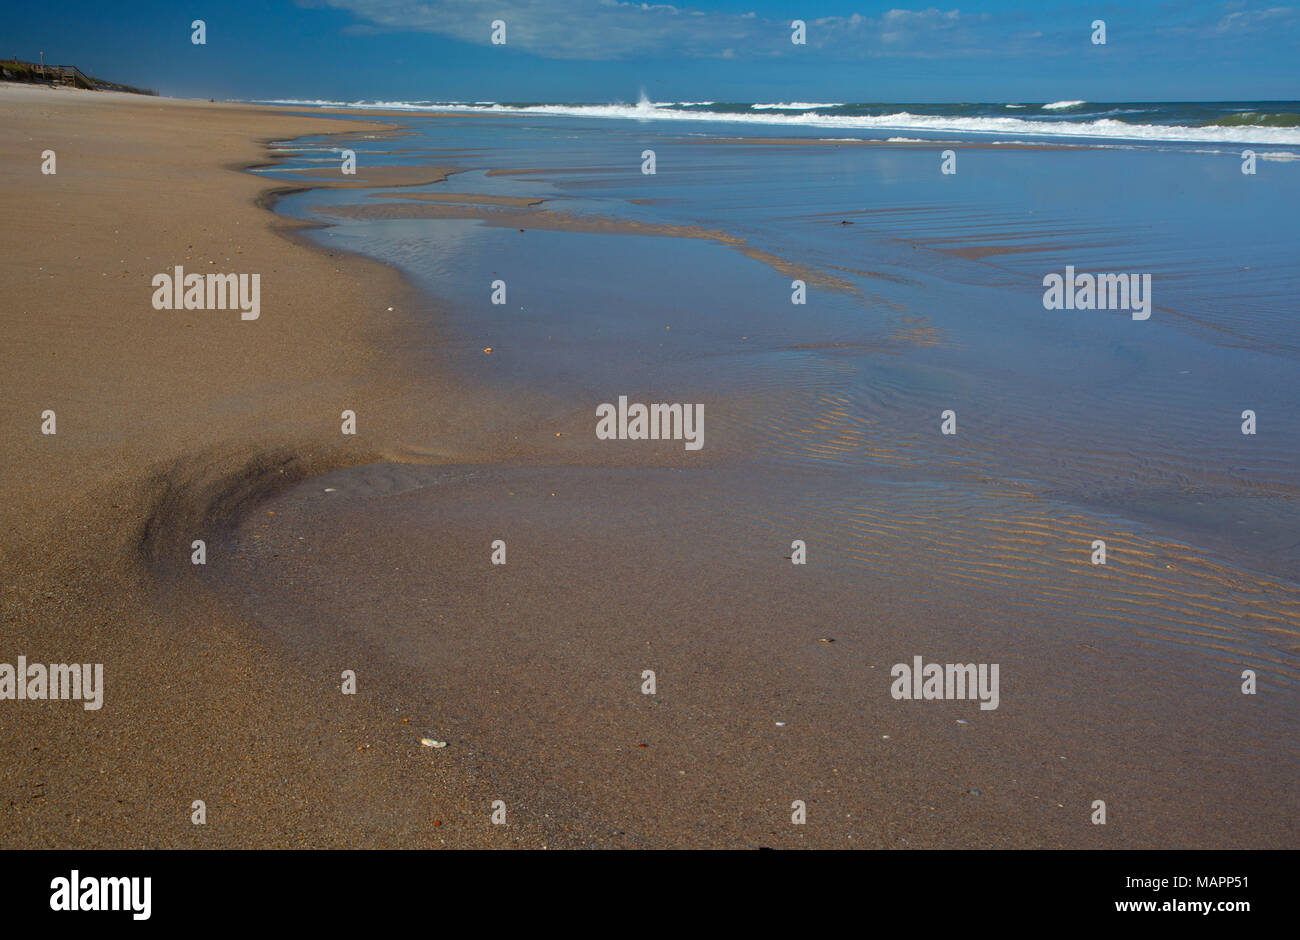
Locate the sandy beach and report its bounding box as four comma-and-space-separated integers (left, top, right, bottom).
0, 85, 531, 847
1, 84, 1295, 850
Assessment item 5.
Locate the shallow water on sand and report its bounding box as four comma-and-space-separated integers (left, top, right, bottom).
229, 113, 1300, 845
265, 114, 1300, 565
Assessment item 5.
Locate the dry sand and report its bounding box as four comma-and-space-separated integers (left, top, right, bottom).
0, 85, 530, 847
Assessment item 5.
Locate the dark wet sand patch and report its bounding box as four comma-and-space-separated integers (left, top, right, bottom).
321, 202, 859, 294
278, 165, 463, 188
487, 166, 619, 177
372, 191, 547, 208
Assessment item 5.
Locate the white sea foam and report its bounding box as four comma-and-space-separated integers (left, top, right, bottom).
751, 101, 842, 110
1042, 100, 1086, 110
251, 99, 1300, 145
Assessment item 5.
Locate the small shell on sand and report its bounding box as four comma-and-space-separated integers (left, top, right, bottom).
420, 738, 448, 749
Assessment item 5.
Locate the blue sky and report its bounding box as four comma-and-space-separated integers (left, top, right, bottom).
2, 1, 1296, 102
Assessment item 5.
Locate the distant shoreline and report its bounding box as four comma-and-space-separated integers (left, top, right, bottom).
0, 59, 156, 96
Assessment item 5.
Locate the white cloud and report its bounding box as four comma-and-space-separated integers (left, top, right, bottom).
1214, 5, 1296, 33
310, 1, 996, 60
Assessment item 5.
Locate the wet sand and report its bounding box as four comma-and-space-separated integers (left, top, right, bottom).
321, 201, 859, 292
216, 460, 1296, 848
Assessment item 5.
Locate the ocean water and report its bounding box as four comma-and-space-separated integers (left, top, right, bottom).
254, 105, 1300, 687
260, 97, 1300, 145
